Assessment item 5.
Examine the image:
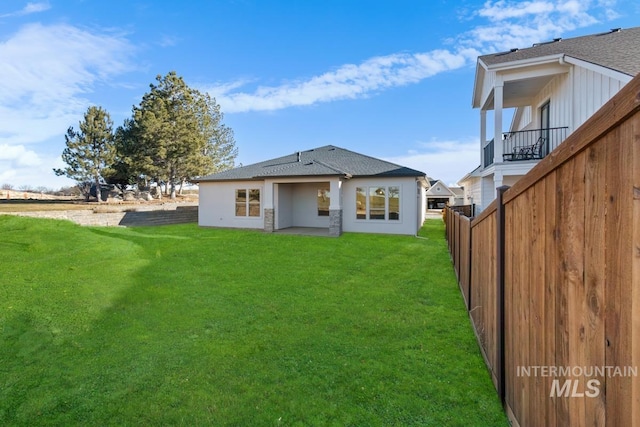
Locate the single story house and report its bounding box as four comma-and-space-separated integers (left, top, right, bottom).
425, 179, 464, 209
196, 145, 428, 236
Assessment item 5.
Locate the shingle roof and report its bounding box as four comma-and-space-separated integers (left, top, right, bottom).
196, 145, 426, 182
480, 27, 640, 76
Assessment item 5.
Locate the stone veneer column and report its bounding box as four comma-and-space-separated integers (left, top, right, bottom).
264, 208, 274, 232
329, 209, 342, 237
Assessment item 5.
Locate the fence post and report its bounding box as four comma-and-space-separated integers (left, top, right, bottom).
496, 185, 509, 406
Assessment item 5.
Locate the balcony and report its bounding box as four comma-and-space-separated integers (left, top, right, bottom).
502, 127, 568, 162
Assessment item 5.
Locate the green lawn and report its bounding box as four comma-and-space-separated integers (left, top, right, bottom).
0, 217, 507, 426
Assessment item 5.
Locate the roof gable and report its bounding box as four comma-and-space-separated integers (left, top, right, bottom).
425, 179, 456, 196
197, 145, 426, 182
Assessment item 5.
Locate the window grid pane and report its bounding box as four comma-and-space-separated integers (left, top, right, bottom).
248, 189, 260, 217
356, 187, 366, 219
369, 187, 386, 220
389, 186, 400, 220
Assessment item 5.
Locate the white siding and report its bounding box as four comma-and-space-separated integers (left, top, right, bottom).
460, 176, 481, 208
418, 183, 426, 228
199, 181, 264, 229
342, 177, 421, 235
479, 175, 496, 213
481, 70, 497, 109
514, 66, 628, 134
528, 73, 571, 131
572, 66, 625, 128
513, 106, 532, 130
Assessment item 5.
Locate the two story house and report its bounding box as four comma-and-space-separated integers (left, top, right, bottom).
459, 26, 640, 213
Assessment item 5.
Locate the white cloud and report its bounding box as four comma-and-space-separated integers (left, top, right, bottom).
0, 22, 135, 187
461, 0, 614, 52
0, 143, 42, 166
0, 145, 73, 189
209, 49, 472, 113
385, 139, 480, 186
478, 1, 555, 21
0, 153, 73, 189
0, 23, 134, 144
0, 1, 50, 18
208, 0, 617, 113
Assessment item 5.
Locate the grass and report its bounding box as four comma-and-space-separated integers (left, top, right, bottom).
0, 216, 507, 426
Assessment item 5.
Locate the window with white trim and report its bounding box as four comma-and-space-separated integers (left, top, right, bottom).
355, 186, 400, 221
235, 188, 261, 217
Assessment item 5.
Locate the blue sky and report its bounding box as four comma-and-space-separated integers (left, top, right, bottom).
1, 0, 638, 188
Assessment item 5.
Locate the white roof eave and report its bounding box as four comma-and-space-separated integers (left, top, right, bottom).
485, 53, 565, 72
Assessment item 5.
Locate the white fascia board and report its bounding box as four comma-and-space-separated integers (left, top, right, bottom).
485, 54, 565, 72
490, 161, 538, 176
263, 176, 338, 185
457, 173, 472, 185
472, 60, 489, 108
500, 63, 569, 82
562, 56, 634, 82
480, 164, 495, 177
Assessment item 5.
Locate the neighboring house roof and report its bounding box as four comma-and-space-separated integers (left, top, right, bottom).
479, 27, 640, 76
450, 187, 464, 197
458, 165, 482, 185
196, 145, 426, 182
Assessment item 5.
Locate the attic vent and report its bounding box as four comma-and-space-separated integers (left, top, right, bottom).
328, 147, 336, 151
495, 49, 516, 57
532, 38, 562, 47
510, 48, 518, 52
305, 162, 314, 166
595, 28, 623, 37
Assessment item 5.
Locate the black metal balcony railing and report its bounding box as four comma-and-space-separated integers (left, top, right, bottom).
502, 127, 568, 162
483, 138, 494, 168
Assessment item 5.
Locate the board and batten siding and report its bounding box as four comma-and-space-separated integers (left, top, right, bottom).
515, 65, 629, 134
198, 181, 264, 229
572, 66, 627, 128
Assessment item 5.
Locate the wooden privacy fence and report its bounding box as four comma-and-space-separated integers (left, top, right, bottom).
446, 73, 640, 427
